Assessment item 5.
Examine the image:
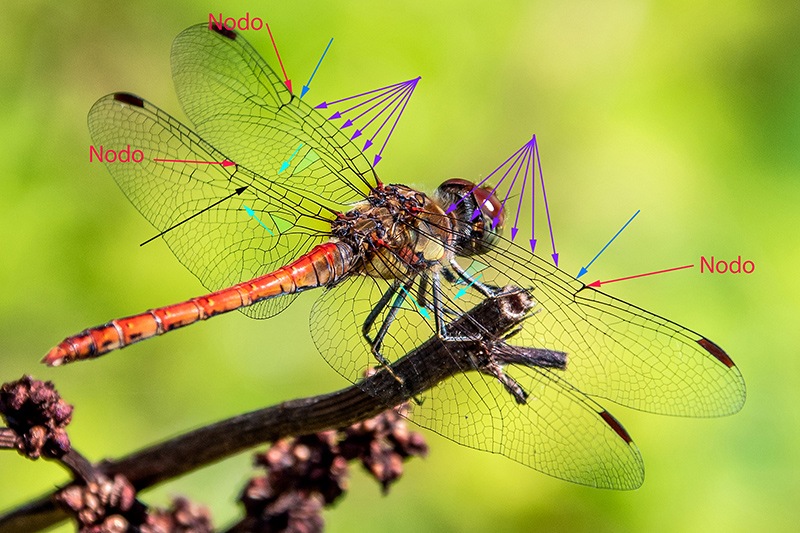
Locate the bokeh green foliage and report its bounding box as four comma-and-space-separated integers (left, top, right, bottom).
1, 0, 798, 531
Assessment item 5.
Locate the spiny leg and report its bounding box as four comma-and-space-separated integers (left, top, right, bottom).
427, 269, 464, 318
416, 273, 430, 309
431, 270, 483, 343
417, 271, 459, 317
362, 279, 415, 384
363, 280, 401, 343
441, 266, 460, 284
417, 267, 461, 318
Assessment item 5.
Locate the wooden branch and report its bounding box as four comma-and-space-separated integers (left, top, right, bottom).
0, 429, 17, 450
0, 289, 533, 532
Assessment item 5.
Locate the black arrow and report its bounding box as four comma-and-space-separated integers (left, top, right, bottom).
140, 186, 248, 246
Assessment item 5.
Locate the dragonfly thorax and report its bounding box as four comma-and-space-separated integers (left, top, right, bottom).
331, 184, 456, 280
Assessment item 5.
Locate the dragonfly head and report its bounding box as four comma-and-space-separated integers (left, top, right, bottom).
436, 178, 504, 256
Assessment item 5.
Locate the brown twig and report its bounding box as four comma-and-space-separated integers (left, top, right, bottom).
0, 428, 17, 450
59, 449, 102, 484
0, 288, 533, 532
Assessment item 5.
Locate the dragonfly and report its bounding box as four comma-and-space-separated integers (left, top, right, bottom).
45, 23, 745, 489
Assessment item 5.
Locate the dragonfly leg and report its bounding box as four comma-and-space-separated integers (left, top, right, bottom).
417, 272, 456, 317
362, 279, 414, 384
440, 266, 460, 285
417, 271, 464, 318
432, 271, 446, 338
432, 270, 482, 343
416, 273, 431, 309
363, 280, 401, 344
448, 258, 501, 297
480, 361, 528, 405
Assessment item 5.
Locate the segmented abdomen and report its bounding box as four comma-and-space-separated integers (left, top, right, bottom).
43, 241, 354, 366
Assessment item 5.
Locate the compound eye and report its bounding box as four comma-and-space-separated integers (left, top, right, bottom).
473, 186, 504, 229
439, 178, 474, 192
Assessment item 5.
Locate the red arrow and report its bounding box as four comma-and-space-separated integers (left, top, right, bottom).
266, 23, 292, 94
587, 264, 694, 288
153, 158, 235, 167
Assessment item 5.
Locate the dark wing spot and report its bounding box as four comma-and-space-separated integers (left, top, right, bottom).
599, 409, 633, 444
210, 25, 237, 40
697, 338, 736, 368
113, 93, 144, 108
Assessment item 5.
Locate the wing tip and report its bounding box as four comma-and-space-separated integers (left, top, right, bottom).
112, 92, 144, 108
697, 337, 736, 369
599, 409, 634, 445
209, 24, 237, 40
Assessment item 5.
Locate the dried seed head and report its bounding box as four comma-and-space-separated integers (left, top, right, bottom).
340, 404, 428, 493
0, 375, 73, 459
239, 490, 325, 533
144, 497, 214, 533
55, 474, 139, 531
240, 403, 428, 529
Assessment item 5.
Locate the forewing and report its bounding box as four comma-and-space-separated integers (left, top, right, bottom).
452, 237, 746, 417
87, 94, 333, 318
171, 24, 378, 209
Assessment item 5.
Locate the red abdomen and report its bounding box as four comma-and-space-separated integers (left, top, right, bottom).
43, 241, 354, 366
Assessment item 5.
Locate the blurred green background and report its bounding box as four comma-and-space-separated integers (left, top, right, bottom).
1, 0, 797, 531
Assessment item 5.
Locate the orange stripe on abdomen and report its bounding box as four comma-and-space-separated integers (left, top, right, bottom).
43, 241, 354, 366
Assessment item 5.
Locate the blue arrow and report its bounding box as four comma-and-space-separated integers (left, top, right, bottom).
243, 205, 275, 236
576, 209, 640, 279
301, 38, 333, 98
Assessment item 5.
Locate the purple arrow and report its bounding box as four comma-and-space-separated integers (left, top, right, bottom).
445, 140, 531, 215
529, 137, 536, 251
318, 78, 417, 106
533, 136, 558, 266
372, 77, 421, 166
471, 141, 529, 221
351, 83, 414, 146
494, 136, 535, 230
510, 139, 534, 241
325, 78, 413, 131
320, 76, 420, 162
339, 82, 408, 127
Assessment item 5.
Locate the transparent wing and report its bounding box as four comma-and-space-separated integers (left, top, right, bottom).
87, 94, 334, 318
310, 267, 644, 489
452, 236, 746, 417
171, 24, 378, 209
88, 24, 381, 319
311, 228, 744, 419
311, 273, 437, 384
413, 368, 644, 489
